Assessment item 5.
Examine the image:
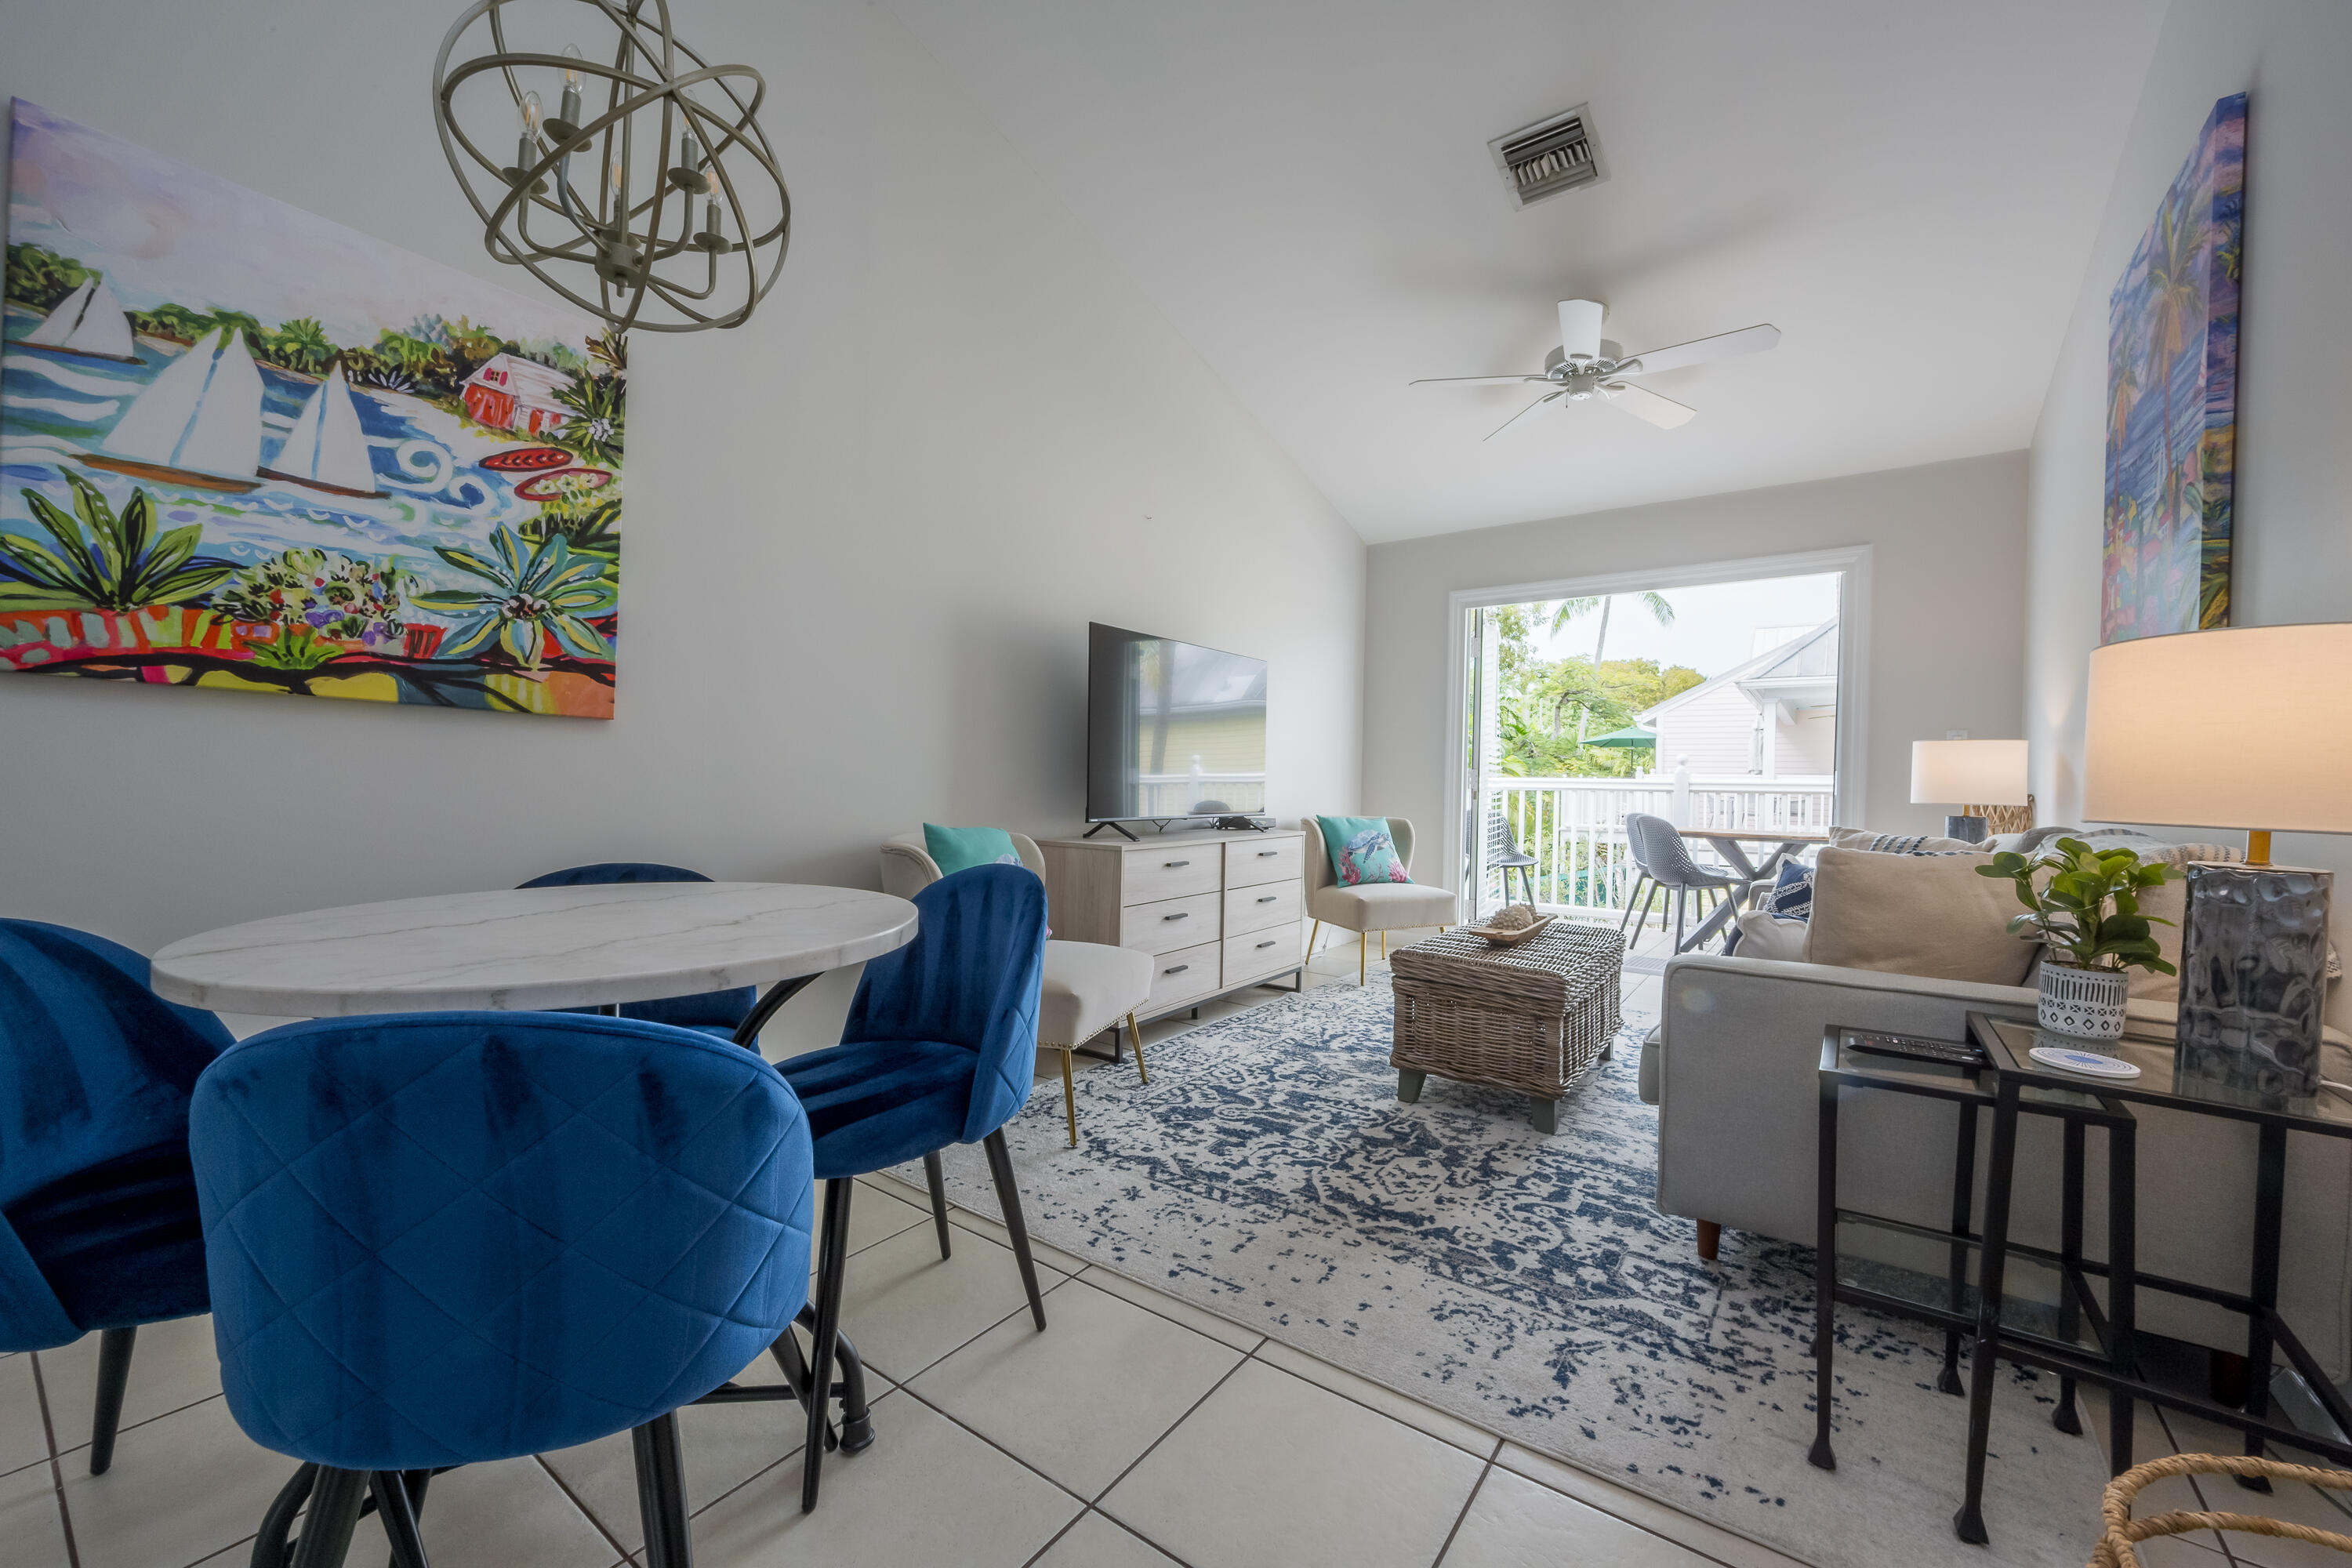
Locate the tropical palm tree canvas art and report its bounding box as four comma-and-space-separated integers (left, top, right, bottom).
2102, 93, 2242, 644
0, 101, 622, 717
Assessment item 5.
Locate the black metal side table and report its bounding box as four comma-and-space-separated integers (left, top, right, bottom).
1958, 1013, 2352, 1535
1813, 1023, 2139, 1548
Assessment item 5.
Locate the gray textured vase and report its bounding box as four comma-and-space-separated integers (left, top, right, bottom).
2176, 861, 2333, 1104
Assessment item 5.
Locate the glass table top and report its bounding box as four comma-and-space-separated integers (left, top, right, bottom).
1973, 1014, 2352, 1131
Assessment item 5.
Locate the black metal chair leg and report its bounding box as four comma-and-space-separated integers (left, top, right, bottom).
982, 1129, 1047, 1331
369, 1470, 431, 1568
250, 1463, 318, 1568
287, 1466, 369, 1568
922, 1151, 953, 1260
632, 1413, 693, 1568
800, 1178, 854, 1513
89, 1325, 136, 1475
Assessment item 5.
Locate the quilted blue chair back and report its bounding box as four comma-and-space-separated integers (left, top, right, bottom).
516, 862, 755, 1032
190, 1012, 815, 1472
0, 920, 234, 1351
841, 864, 1047, 1144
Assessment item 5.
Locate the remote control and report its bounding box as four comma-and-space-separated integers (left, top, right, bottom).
1840, 1029, 1985, 1068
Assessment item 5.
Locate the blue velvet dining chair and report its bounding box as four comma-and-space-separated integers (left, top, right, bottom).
0, 918, 234, 1474
776, 861, 1050, 1511
517, 862, 757, 1039
189, 1011, 816, 1568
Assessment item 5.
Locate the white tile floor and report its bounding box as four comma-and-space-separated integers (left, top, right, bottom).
0, 928, 1729, 1568
2082, 1390, 2352, 1567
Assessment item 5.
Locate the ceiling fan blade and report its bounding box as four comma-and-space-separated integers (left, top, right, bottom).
1483, 390, 1566, 441
1616, 322, 1780, 377
1558, 299, 1605, 362
1602, 382, 1696, 429
1410, 374, 1553, 387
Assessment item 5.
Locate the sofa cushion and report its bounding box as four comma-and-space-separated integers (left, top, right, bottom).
1734, 909, 1811, 962
1802, 846, 2035, 985
1828, 826, 1985, 855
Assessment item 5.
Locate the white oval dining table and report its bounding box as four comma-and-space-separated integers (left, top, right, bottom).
147, 881, 920, 1044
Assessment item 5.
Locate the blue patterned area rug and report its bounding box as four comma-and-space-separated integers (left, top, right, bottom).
909, 973, 2108, 1568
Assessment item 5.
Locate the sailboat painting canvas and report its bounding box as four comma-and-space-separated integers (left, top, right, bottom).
1, 100, 622, 717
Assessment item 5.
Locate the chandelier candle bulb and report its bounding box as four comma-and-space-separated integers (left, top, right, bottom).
434, 0, 791, 331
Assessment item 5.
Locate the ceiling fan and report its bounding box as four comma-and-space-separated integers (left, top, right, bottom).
1413, 299, 1780, 439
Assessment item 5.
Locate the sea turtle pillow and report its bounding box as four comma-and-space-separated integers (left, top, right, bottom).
1316, 815, 1410, 886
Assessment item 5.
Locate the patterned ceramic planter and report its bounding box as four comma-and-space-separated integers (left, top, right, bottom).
2038, 960, 2129, 1040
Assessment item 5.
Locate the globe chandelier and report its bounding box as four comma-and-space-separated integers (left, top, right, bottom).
432, 0, 790, 332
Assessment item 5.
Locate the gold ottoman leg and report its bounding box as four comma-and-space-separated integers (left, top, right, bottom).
1359, 937, 1367, 985
1129, 1013, 1148, 1085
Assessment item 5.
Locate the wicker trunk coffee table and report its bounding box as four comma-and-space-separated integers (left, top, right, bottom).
1389, 920, 1625, 1132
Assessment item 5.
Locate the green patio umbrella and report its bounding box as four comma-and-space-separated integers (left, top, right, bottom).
1587, 725, 1658, 749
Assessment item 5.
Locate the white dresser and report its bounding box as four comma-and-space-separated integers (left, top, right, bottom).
1039, 827, 1307, 1019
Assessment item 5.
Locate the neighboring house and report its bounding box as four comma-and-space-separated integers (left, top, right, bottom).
460, 354, 573, 436
1635, 619, 1838, 778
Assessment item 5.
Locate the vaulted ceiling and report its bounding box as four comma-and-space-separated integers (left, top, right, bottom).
886, 1, 2165, 541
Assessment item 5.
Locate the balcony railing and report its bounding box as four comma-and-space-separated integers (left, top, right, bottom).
1478, 774, 1836, 916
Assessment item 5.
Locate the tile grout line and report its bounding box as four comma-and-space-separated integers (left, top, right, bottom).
1240, 1338, 1495, 1460
48, 1390, 225, 1460
1083, 1352, 1254, 1512
533, 1451, 637, 1565
26, 1353, 82, 1568
1427, 1442, 1504, 1568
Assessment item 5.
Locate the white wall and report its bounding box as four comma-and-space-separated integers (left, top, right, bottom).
2025, 0, 2352, 1025
0, 0, 1364, 1050
1364, 453, 2029, 885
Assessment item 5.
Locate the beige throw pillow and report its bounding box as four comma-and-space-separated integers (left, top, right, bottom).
1802, 846, 2037, 985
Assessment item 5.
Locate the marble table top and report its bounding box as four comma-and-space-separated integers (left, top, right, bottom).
149, 882, 920, 1017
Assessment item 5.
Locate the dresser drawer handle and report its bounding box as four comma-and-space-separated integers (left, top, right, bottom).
1255, 939, 1276, 949
1258, 850, 1279, 857
1256, 895, 1276, 903
1163, 964, 1189, 975
1163, 912, 1189, 922
1164, 858, 1191, 868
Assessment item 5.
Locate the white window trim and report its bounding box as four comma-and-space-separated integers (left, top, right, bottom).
1439, 543, 1874, 898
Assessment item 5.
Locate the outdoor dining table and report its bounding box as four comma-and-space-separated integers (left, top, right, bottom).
148, 880, 921, 1048
1668, 828, 1831, 954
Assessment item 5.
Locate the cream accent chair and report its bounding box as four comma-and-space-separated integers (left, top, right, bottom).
1300, 817, 1459, 984
880, 832, 1153, 1146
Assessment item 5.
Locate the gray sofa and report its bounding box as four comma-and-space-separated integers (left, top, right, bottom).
1641, 951, 2352, 1381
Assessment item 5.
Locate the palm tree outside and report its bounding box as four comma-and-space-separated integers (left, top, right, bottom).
1548, 592, 1676, 740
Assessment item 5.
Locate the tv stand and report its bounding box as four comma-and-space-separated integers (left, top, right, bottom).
1083, 820, 1141, 841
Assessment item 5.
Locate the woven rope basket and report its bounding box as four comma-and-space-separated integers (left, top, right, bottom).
1389, 923, 1624, 1099
2090, 1453, 2352, 1567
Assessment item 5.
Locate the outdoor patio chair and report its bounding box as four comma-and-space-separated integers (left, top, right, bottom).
1485, 811, 1540, 908
1618, 813, 1745, 952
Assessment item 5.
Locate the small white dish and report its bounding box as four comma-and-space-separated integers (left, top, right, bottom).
2029, 1044, 2142, 1080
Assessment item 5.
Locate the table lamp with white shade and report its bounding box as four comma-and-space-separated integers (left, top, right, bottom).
1911, 738, 2030, 844
2084, 623, 2352, 1102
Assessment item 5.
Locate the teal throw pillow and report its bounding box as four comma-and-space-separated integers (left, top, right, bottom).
1316, 815, 1410, 886
924, 824, 1022, 876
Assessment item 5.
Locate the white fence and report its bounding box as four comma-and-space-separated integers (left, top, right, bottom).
1479, 775, 1836, 914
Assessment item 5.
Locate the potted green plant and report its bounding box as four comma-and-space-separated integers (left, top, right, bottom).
1977, 838, 2174, 1040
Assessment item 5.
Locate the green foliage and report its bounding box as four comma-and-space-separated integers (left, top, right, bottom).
1977, 838, 2175, 975
5, 242, 95, 311
216, 548, 413, 646
519, 495, 620, 558
260, 318, 335, 376
0, 474, 233, 610
245, 622, 343, 672
414, 530, 614, 670
130, 303, 219, 343
1489, 600, 1702, 776
552, 369, 625, 467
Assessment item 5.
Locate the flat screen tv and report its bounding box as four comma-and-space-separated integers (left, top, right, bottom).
1087, 623, 1267, 824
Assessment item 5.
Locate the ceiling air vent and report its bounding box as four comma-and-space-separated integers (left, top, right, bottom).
1490, 104, 1606, 208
